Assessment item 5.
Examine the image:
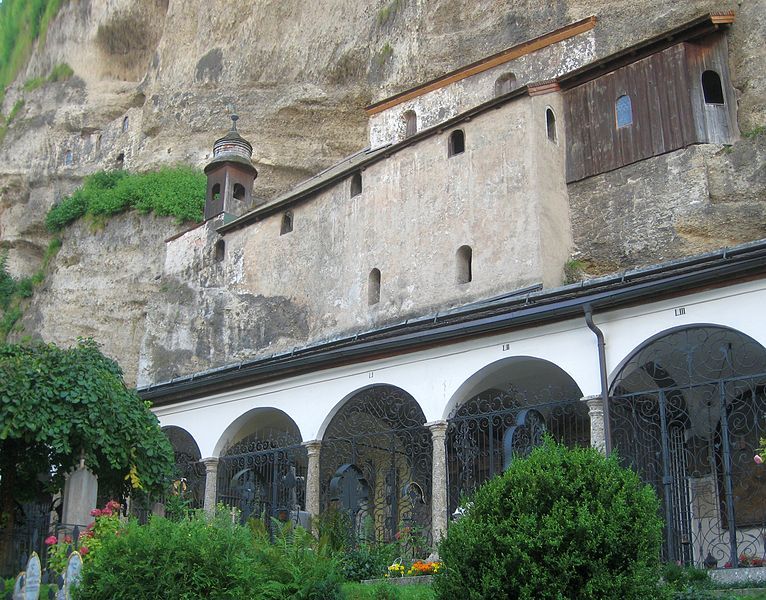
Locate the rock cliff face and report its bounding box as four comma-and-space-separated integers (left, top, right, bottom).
0, 0, 764, 385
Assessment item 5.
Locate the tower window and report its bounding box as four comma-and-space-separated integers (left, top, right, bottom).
280, 211, 293, 235
494, 72, 517, 97
214, 239, 225, 262
115, 153, 125, 169
448, 130, 465, 157
350, 172, 362, 197
368, 268, 381, 305
233, 183, 245, 200
212, 183, 221, 202
456, 245, 472, 284
615, 95, 633, 128
546, 108, 557, 142
404, 110, 417, 137
702, 70, 725, 105
122, 116, 129, 132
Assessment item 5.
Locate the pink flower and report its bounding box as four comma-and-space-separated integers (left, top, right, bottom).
44, 535, 57, 546
105, 500, 121, 511
64, 535, 72, 544
79, 546, 89, 555
754, 454, 763, 465
90, 508, 102, 517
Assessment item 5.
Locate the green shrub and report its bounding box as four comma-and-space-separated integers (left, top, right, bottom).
24, 62, 74, 91
73, 513, 344, 600
46, 167, 206, 231
340, 542, 400, 582
433, 438, 665, 600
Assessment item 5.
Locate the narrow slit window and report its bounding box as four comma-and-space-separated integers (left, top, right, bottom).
546, 108, 557, 142
212, 183, 221, 202
494, 73, 517, 97
368, 268, 381, 305
702, 70, 725, 105
404, 110, 417, 137
350, 172, 362, 197
456, 245, 472, 284
214, 240, 225, 263
233, 183, 246, 200
448, 130, 465, 157
615, 95, 633, 128
64, 150, 73, 166
280, 211, 293, 235
122, 116, 129, 132
115, 152, 125, 169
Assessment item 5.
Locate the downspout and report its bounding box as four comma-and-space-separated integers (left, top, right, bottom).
584, 304, 612, 454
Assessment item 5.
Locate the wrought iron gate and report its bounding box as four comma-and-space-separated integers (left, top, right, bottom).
610, 326, 766, 567
446, 385, 590, 515
320, 386, 432, 545
217, 432, 307, 526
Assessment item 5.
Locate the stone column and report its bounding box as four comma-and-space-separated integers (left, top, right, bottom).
427, 420, 449, 547
582, 395, 606, 454
201, 457, 219, 515
304, 440, 322, 532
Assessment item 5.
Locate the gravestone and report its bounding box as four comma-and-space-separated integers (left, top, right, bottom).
12, 573, 24, 600
23, 553, 41, 600
62, 459, 98, 527
63, 552, 83, 600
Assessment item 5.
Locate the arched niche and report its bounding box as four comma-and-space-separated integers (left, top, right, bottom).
445, 356, 588, 515
609, 325, 766, 567
319, 385, 431, 545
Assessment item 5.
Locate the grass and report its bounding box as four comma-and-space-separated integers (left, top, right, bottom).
0, 0, 64, 108
375, 42, 394, 67
23, 61, 73, 91
377, 0, 404, 27
742, 125, 766, 139
342, 581, 435, 599
45, 167, 207, 232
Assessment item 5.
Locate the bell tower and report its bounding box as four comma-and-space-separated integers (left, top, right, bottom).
204, 115, 258, 222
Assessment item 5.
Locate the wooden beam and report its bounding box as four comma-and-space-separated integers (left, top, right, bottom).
365, 16, 597, 116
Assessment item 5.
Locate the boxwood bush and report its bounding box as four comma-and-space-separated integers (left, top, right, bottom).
433, 439, 665, 600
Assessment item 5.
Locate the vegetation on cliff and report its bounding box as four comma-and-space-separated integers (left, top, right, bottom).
0, 0, 64, 106
46, 167, 207, 232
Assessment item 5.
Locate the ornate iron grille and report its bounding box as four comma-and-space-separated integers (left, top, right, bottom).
610, 326, 766, 568
320, 386, 432, 545
446, 385, 590, 515
216, 430, 307, 527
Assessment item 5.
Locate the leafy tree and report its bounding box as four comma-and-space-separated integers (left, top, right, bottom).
0, 339, 174, 566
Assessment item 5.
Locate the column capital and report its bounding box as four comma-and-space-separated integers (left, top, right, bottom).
303, 440, 322, 455
426, 420, 449, 436
201, 457, 219, 471
581, 395, 604, 412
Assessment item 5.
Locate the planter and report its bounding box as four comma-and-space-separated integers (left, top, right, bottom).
362, 575, 433, 587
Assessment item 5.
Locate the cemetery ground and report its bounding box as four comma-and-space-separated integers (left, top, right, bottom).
6, 441, 766, 599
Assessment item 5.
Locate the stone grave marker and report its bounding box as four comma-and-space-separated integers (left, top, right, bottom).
23, 553, 41, 600
63, 551, 83, 599
12, 572, 24, 600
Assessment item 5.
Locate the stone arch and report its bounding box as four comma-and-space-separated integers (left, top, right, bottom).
319, 384, 431, 544
214, 407, 307, 525
444, 356, 588, 515
608, 324, 766, 567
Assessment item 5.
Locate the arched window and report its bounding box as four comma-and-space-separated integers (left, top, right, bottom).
615, 95, 633, 128
368, 268, 381, 305
448, 130, 465, 157
456, 245, 472, 284
280, 211, 293, 235
350, 172, 362, 197
212, 183, 221, 202
546, 108, 557, 142
702, 70, 725, 105
122, 116, 129, 132
403, 110, 417, 137
115, 152, 125, 169
233, 183, 246, 200
214, 239, 225, 262
494, 72, 517, 97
